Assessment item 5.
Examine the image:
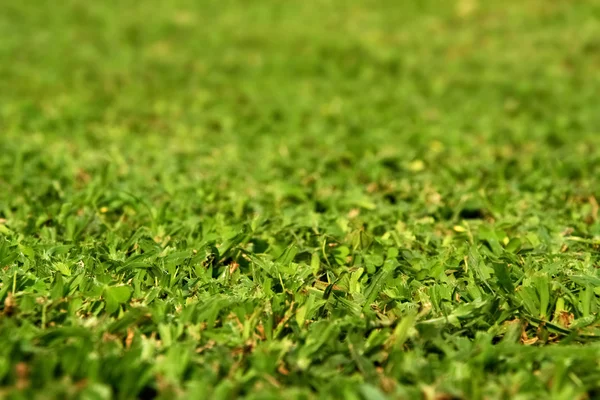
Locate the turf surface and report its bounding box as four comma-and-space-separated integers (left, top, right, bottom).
1, 0, 600, 399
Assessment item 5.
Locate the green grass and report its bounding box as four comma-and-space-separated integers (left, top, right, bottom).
1, 0, 600, 398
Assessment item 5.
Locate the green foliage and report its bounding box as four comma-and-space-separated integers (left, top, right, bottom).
1, 0, 600, 398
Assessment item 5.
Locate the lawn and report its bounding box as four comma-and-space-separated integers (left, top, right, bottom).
1, 0, 600, 399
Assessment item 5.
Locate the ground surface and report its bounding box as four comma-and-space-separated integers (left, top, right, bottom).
1, 0, 600, 399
